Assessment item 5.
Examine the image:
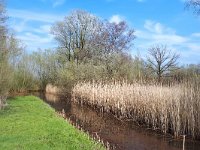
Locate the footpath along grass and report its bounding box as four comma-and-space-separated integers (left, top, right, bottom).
0, 96, 104, 150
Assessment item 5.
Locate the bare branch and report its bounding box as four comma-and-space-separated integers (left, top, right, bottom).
186, 0, 200, 15
146, 45, 180, 82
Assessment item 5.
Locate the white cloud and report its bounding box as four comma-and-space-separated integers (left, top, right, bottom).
17, 31, 55, 51
137, 0, 145, 2
33, 25, 52, 34
18, 24, 55, 51
52, 0, 66, 7
134, 20, 200, 64
8, 8, 63, 23
11, 20, 28, 32
109, 15, 123, 24
144, 20, 175, 34
136, 20, 187, 45
191, 32, 200, 37
153, 34, 188, 44
135, 30, 187, 46
7, 8, 64, 52
41, 0, 66, 7
186, 44, 200, 53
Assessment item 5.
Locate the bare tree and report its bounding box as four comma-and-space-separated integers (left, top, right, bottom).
146, 45, 180, 82
0, 0, 6, 32
51, 10, 135, 67
0, 0, 23, 108
51, 10, 100, 64
0, 0, 7, 57
51, 10, 136, 80
186, 0, 200, 15
94, 21, 135, 57
90, 21, 135, 75
0, 0, 9, 108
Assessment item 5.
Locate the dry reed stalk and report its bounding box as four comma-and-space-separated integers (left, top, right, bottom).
72, 79, 200, 139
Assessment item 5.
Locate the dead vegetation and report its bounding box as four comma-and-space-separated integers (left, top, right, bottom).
72, 78, 200, 139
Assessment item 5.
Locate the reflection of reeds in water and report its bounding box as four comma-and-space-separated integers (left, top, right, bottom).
45, 93, 60, 102
72, 80, 200, 139
45, 84, 60, 94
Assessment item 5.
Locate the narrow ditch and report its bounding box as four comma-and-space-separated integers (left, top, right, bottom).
33, 92, 200, 150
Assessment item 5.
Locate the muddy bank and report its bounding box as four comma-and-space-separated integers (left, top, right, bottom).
34, 92, 200, 150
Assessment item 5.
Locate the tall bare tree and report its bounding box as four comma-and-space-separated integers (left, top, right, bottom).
0, 0, 23, 108
51, 10, 100, 64
146, 45, 180, 82
51, 10, 135, 67
92, 21, 135, 75
93, 21, 135, 57
0, 0, 7, 58
186, 0, 200, 15
0, 0, 9, 108
51, 9, 136, 81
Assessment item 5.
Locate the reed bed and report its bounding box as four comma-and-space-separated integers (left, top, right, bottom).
72, 79, 200, 139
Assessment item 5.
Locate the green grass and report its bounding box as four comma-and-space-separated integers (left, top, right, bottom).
0, 96, 104, 150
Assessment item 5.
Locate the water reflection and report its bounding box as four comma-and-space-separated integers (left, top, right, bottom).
37, 93, 200, 150
44, 93, 60, 102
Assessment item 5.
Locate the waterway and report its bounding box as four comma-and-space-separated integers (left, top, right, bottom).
33, 92, 200, 150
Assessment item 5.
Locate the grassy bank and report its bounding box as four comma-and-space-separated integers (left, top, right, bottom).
0, 96, 104, 150
72, 80, 200, 139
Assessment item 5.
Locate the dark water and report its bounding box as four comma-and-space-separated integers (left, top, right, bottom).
32, 92, 200, 150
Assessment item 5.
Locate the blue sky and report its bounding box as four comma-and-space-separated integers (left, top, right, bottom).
7, 0, 200, 64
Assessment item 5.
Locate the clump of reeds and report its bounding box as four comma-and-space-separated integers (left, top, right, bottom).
72, 78, 200, 139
